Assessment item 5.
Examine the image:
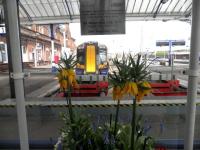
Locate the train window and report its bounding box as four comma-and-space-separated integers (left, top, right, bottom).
99, 49, 107, 63
99, 53, 106, 63
77, 55, 84, 64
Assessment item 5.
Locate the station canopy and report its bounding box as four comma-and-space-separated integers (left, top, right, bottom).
17, 0, 192, 24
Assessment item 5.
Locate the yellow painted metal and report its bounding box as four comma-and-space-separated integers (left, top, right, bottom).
86, 45, 96, 73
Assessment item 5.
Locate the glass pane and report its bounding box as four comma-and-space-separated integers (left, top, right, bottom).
71, 1, 79, 15
146, 0, 158, 13
179, 0, 192, 12
173, 0, 188, 12
41, 0, 48, 3
68, 0, 75, 15
33, 0, 42, 4
24, 0, 34, 5
48, 0, 56, 3
19, 12, 23, 18
29, 4, 42, 17
195, 107, 200, 140
23, 4, 36, 17
132, 0, 142, 13
126, 0, 135, 13
20, 0, 27, 5
43, 3, 54, 16
140, 0, 151, 13
0, 43, 10, 100
35, 3, 48, 16
125, 0, 128, 10
56, 0, 63, 2
50, 2, 61, 16
19, 6, 27, 18
63, 1, 70, 15
57, 2, 68, 15
1, 1, 197, 149
166, 0, 180, 13
160, 0, 171, 13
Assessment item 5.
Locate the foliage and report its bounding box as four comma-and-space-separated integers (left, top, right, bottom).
58, 53, 77, 70
109, 54, 151, 101
55, 53, 155, 150
115, 117, 154, 150
128, 54, 150, 83
56, 112, 154, 150
108, 54, 131, 88
59, 113, 94, 150
57, 53, 78, 92
108, 53, 153, 150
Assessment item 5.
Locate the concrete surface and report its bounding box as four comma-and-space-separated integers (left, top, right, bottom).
0, 104, 200, 141
0, 72, 57, 100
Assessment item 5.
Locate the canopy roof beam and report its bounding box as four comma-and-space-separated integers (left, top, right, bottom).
64, 0, 72, 20
18, 1, 32, 22
14, 0, 192, 25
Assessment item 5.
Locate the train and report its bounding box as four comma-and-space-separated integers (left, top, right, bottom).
72, 41, 109, 96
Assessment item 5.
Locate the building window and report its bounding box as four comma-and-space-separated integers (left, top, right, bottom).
22, 45, 26, 54
0, 43, 6, 63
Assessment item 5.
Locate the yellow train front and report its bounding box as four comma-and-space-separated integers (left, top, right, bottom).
73, 42, 109, 96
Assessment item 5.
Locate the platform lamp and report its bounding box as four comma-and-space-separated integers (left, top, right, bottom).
59, 24, 67, 58
153, 0, 169, 18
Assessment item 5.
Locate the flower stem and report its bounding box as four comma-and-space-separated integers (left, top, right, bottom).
114, 99, 120, 138
68, 85, 74, 124
109, 114, 112, 150
131, 98, 136, 150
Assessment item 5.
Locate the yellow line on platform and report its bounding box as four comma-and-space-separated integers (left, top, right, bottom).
0, 102, 200, 108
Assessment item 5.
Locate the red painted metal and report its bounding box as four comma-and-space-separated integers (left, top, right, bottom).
56, 81, 109, 97
155, 147, 167, 150
56, 80, 186, 97
150, 80, 187, 96
73, 81, 108, 97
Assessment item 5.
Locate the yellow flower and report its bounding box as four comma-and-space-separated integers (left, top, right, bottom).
136, 81, 151, 102
67, 69, 75, 85
61, 69, 68, 79
80, 64, 85, 69
72, 78, 79, 89
136, 91, 145, 102
123, 82, 138, 96
60, 80, 68, 90
130, 82, 138, 96
77, 63, 85, 69
57, 68, 79, 91
143, 81, 151, 88
123, 82, 131, 94
113, 86, 123, 100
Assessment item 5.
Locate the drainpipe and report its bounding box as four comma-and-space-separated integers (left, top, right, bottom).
184, 0, 200, 150
63, 31, 66, 51
50, 24, 55, 64
3, 0, 29, 150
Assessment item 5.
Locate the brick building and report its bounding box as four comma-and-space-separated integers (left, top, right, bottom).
0, 24, 76, 66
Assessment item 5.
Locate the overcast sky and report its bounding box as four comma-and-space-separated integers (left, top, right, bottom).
69, 21, 191, 54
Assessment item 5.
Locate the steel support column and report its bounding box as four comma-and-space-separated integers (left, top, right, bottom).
3, 0, 29, 150
184, 0, 200, 150
168, 40, 172, 66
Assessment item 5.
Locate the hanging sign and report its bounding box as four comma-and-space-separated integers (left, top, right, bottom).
80, 0, 125, 35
